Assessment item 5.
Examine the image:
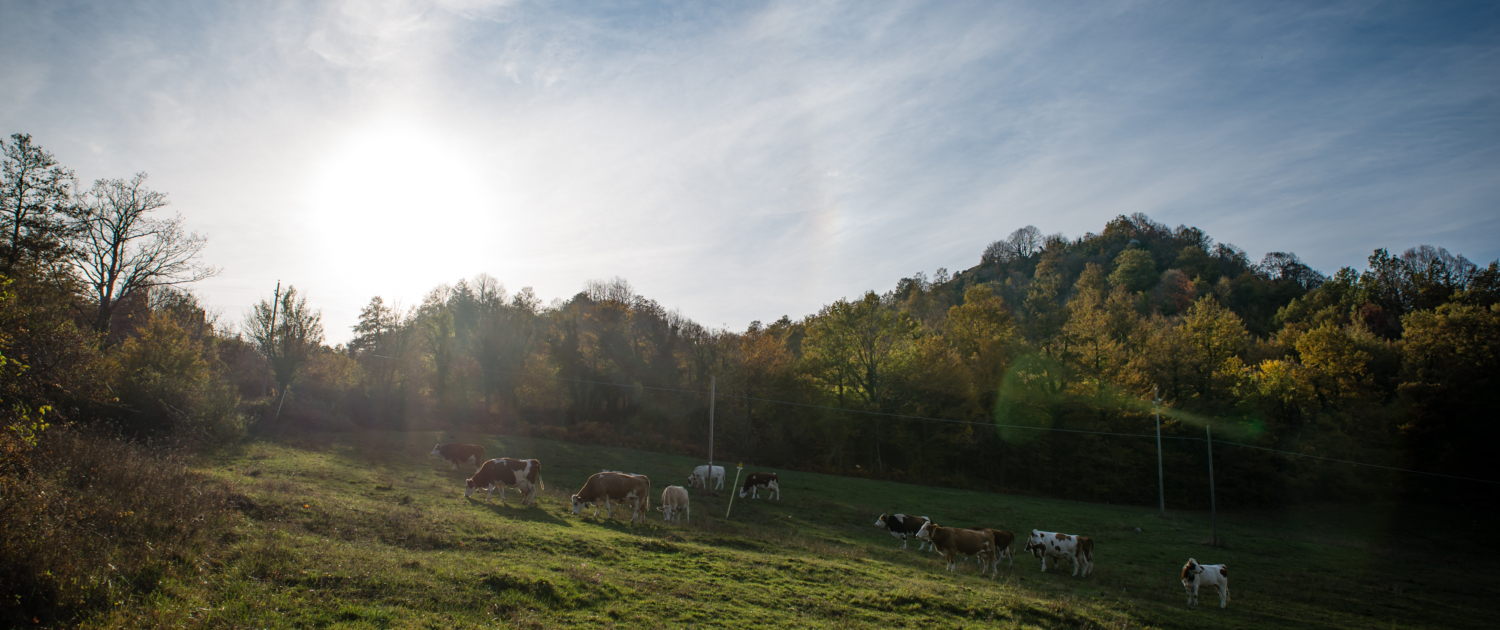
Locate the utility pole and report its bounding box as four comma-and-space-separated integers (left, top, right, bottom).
1207, 424, 1218, 547
1155, 385, 1165, 517
709, 375, 716, 464
261, 281, 281, 397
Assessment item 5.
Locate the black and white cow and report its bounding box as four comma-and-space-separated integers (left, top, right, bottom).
874, 513, 933, 551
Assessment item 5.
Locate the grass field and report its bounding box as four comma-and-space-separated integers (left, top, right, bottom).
84, 431, 1498, 629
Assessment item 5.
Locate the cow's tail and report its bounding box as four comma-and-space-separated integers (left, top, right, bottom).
538, 475, 546, 492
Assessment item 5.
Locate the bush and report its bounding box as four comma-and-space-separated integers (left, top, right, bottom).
0, 426, 234, 626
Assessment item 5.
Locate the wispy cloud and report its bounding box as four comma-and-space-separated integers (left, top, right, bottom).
2, 0, 1495, 340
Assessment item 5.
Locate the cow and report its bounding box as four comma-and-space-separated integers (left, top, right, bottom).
916, 521, 996, 576
431, 443, 484, 470
874, 513, 934, 551
967, 527, 1016, 571
1024, 530, 1094, 577
486, 458, 544, 505
571, 472, 651, 523
738, 472, 780, 499
687, 465, 725, 491
1181, 558, 1229, 608
657, 485, 690, 524
464, 458, 534, 504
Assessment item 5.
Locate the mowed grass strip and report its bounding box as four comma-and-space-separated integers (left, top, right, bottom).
90, 430, 1497, 629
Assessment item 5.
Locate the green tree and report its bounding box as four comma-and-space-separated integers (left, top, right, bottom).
1109, 248, 1158, 293
1, 134, 78, 274
245, 285, 324, 402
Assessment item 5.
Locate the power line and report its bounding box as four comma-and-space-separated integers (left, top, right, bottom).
1208, 439, 1500, 485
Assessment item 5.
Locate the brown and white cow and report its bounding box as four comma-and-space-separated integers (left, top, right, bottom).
464, 458, 539, 504
1024, 530, 1094, 577
967, 527, 1016, 571
738, 472, 780, 499
493, 458, 544, 505
657, 485, 690, 525
1181, 558, 1229, 608
916, 521, 996, 576
431, 443, 484, 470
571, 472, 651, 523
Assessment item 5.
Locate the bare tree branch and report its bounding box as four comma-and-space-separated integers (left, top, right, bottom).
73, 173, 218, 334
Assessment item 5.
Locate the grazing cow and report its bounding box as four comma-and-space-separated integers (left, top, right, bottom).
431, 443, 484, 470
967, 527, 1016, 571
1181, 558, 1229, 608
687, 465, 725, 491
738, 472, 780, 499
571, 472, 651, 523
487, 458, 544, 505
916, 522, 996, 576
874, 513, 933, 551
1024, 530, 1094, 577
464, 458, 533, 504
657, 485, 690, 524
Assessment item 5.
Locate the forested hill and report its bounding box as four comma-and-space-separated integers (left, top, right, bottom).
4, 139, 1498, 511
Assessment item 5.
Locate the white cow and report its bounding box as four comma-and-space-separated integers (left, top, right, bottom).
657, 485, 690, 524
1181, 558, 1229, 608
1023, 530, 1094, 577
687, 464, 725, 490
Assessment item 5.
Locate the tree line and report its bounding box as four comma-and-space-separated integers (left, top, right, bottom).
3, 132, 1497, 508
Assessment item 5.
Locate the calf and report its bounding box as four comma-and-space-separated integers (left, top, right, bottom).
464, 458, 532, 504
916, 522, 996, 576
657, 485, 690, 524
738, 472, 780, 499
967, 527, 1016, 571
571, 472, 651, 523
874, 513, 933, 551
1181, 558, 1229, 608
688, 465, 725, 491
431, 443, 484, 470
1024, 530, 1094, 577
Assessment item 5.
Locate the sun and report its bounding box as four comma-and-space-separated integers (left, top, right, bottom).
301, 116, 496, 268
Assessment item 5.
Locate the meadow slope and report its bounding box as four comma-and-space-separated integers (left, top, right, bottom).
88, 431, 1498, 629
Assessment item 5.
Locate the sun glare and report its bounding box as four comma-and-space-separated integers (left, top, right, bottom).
301, 118, 496, 273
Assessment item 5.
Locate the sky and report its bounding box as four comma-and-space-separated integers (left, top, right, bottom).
2, 0, 1496, 343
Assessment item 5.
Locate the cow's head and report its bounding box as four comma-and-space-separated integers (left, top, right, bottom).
915, 521, 935, 541
431, 444, 443, 456
464, 478, 479, 498
570, 494, 586, 515
687, 472, 702, 488
1181, 558, 1203, 585
874, 513, 889, 528
738, 486, 748, 498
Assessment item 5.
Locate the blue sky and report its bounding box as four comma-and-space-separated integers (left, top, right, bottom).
2, 0, 1496, 342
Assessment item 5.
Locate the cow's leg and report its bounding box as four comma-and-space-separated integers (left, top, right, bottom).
901, 535, 908, 550
1219, 582, 1228, 608
1071, 553, 1080, 577
684, 504, 690, 525
1190, 581, 1200, 606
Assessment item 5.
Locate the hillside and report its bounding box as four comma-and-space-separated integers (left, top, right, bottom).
69, 430, 1498, 629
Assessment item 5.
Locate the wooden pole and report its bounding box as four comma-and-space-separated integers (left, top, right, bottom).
1155, 385, 1165, 517
725, 462, 744, 519
261, 281, 281, 397
708, 375, 716, 495
1207, 424, 1218, 546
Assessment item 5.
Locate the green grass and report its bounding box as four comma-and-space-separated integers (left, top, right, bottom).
86, 431, 1498, 628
